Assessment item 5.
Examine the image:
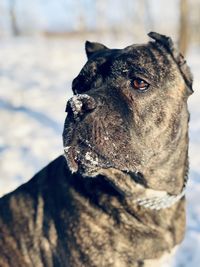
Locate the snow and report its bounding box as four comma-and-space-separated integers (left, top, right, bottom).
85, 151, 99, 166
68, 94, 91, 119
0, 36, 199, 266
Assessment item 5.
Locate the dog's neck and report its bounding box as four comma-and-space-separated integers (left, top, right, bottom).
62, 161, 186, 262
97, 163, 188, 210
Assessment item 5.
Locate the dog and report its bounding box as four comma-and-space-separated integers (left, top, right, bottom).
0, 32, 193, 267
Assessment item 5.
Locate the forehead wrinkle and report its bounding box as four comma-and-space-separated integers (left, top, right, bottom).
149, 42, 172, 67
110, 54, 157, 84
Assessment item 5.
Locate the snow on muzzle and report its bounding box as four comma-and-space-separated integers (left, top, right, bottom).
65, 94, 97, 121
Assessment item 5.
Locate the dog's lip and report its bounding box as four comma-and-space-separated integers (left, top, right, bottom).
63, 144, 114, 175
63, 146, 79, 173
95, 167, 149, 198
121, 170, 147, 187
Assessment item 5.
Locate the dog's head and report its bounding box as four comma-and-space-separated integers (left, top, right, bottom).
63, 32, 193, 196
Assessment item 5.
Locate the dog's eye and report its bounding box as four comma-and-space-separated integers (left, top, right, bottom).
131, 78, 149, 92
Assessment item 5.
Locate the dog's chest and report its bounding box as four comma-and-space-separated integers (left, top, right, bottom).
58, 189, 181, 267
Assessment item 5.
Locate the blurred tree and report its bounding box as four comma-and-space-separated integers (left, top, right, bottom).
144, 0, 154, 31
190, 0, 200, 44
179, 0, 189, 55
96, 0, 107, 33
77, 0, 87, 33
9, 0, 19, 35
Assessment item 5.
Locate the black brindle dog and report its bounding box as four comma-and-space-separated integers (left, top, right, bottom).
0, 32, 193, 267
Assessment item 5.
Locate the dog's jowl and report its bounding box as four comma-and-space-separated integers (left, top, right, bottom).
0, 32, 193, 267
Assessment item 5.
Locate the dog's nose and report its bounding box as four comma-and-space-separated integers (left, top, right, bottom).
66, 94, 96, 120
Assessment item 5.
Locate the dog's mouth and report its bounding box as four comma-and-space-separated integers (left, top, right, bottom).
64, 142, 145, 181
63, 143, 112, 177
63, 139, 149, 199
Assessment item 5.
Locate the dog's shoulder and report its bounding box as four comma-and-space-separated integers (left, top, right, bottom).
0, 155, 69, 231
0, 155, 66, 200
0, 155, 70, 266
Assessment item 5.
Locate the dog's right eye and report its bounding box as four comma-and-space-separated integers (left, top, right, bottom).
131, 78, 149, 92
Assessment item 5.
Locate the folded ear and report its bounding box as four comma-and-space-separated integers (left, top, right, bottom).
148, 32, 193, 95
85, 41, 108, 59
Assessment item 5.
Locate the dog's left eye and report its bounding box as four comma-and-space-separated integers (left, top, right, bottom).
131, 78, 149, 92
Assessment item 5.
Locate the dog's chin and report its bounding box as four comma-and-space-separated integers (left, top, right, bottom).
63, 146, 148, 198
63, 146, 109, 177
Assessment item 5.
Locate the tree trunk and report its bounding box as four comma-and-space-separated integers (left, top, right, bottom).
179, 0, 189, 55
10, 0, 19, 36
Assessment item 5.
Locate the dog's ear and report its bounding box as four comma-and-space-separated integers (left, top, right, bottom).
148, 32, 193, 95
85, 41, 108, 59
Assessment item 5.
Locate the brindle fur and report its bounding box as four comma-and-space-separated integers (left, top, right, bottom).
0, 32, 193, 267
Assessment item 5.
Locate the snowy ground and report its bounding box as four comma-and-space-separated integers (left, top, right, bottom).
0, 36, 199, 266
